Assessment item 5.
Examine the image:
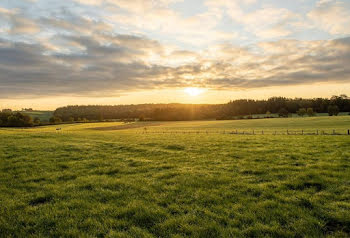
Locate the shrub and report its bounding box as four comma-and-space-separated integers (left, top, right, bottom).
33, 117, 41, 124
297, 108, 307, 117
278, 108, 289, 118
328, 105, 339, 116
49, 116, 62, 124
307, 108, 315, 117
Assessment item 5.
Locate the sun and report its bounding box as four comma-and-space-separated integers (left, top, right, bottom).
184, 87, 204, 96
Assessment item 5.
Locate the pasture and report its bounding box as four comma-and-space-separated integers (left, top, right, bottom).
1, 116, 350, 237
20, 111, 53, 122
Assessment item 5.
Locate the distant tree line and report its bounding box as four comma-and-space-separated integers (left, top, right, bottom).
52, 95, 350, 122
53, 104, 220, 122
0, 110, 34, 127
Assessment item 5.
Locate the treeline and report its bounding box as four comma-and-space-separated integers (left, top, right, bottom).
53, 104, 220, 121
53, 95, 350, 122
219, 95, 349, 119
0, 110, 34, 127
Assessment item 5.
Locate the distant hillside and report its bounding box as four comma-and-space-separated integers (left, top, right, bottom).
20, 111, 53, 122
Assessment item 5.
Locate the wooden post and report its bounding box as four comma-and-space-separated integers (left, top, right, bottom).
262, 130, 264, 135
287, 129, 289, 135
348, 129, 349, 135
301, 130, 303, 135
253, 130, 255, 135
316, 130, 318, 135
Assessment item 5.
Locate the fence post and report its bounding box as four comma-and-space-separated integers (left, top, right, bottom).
262, 130, 264, 135
333, 130, 335, 135
287, 129, 289, 135
301, 130, 303, 135
348, 129, 349, 135
316, 130, 318, 135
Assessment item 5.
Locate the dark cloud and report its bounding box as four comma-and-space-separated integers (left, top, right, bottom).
0, 2, 350, 98
1, 36, 350, 98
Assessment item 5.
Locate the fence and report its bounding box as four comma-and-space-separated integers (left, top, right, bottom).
141, 129, 350, 136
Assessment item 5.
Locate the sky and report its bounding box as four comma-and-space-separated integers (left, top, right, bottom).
0, 0, 350, 109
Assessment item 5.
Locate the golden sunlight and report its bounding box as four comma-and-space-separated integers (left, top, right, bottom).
184, 87, 204, 96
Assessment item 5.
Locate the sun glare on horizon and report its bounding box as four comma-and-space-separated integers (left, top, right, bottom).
184, 87, 204, 97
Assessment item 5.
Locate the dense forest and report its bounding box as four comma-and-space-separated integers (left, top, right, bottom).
53, 95, 350, 122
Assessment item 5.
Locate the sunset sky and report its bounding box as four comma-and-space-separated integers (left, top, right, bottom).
1, 0, 350, 109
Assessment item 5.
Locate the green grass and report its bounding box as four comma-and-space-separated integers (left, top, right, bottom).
250, 112, 350, 119
1, 117, 350, 237
19, 111, 53, 122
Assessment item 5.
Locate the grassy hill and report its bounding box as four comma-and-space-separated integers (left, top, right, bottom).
19, 110, 53, 122
1, 116, 350, 237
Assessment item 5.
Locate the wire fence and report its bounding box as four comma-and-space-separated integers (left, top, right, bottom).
141, 129, 350, 136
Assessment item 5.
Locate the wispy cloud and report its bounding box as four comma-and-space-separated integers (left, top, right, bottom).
308, 0, 350, 35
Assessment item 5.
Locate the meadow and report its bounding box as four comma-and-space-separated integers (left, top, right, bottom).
20, 111, 53, 123
1, 116, 350, 237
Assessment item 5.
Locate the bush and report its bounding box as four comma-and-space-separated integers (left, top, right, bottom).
278, 108, 289, 118
328, 105, 339, 116
49, 116, 62, 124
33, 117, 41, 124
307, 108, 315, 117
297, 108, 307, 117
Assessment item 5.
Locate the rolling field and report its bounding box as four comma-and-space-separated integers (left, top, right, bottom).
1, 117, 350, 237
20, 111, 53, 122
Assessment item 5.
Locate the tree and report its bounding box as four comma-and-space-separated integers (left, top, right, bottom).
138, 115, 145, 121
49, 116, 62, 124
4, 112, 33, 127
297, 108, 307, 117
2, 109, 12, 113
33, 117, 41, 124
68, 117, 74, 122
328, 105, 339, 116
307, 108, 315, 117
278, 108, 289, 118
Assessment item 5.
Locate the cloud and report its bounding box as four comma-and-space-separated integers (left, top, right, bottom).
0, 0, 349, 99
205, 0, 301, 39
1, 33, 350, 98
308, 0, 350, 35
0, 7, 40, 34
101, 0, 228, 46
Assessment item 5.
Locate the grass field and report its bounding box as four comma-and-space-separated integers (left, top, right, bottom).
19, 111, 53, 122
1, 116, 350, 237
